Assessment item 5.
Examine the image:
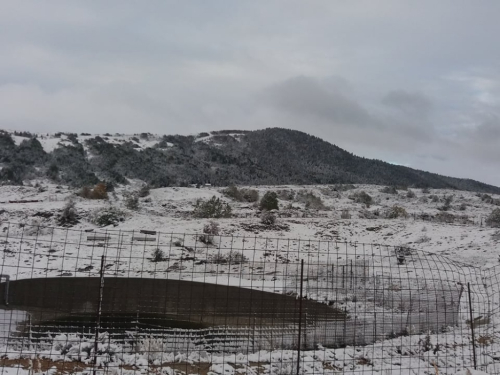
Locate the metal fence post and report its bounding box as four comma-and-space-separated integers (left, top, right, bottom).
467, 283, 477, 370
93, 255, 106, 375
297, 259, 304, 375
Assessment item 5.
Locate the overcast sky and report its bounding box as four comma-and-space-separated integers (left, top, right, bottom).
1, 1, 500, 186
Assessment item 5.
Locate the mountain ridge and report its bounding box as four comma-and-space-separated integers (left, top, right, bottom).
0, 127, 499, 194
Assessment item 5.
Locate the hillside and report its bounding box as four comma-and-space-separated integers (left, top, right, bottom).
1, 128, 499, 194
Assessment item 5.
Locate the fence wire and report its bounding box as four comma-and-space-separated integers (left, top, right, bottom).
0, 221, 498, 374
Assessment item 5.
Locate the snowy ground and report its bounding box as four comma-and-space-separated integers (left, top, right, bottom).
1, 181, 500, 374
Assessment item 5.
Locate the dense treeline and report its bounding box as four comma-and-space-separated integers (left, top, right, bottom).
0, 128, 499, 194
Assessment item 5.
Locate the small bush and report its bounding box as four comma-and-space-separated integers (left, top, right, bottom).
486, 208, 500, 228
385, 205, 408, 219
124, 192, 139, 210
138, 185, 150, 198
151, 248, 166, 262
421, 187, 430, 194
349, 191, 372, 207
429, 194, 440, 203
79, 182, 108, 200
358, 209, 379, 219
380, 186, 398, 194
222, 185, 259, 203
241, 188, 259, 202
437, 194, 454, 211
223, 184, 243, 201
58, 198, 78, 227
193, 196, 232, 218
296, 191, 325, 210
333, 184, 356, 191
341, 209, 351, 219
199, 221, 220, 244
260, 191, 279, 211
415, 235, 431, 244
406, 190, 416, 198
260, 211, 277, 225
22, 219, 53, 236
90, 207, 125, 227
211, 250, 248, 264
276, 189, 295, 201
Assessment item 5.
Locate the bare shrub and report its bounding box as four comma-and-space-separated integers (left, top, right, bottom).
481, 194, 500, 206
138, 184, 150, 198
211, 250, 248, 264
223, 185, 259, 202
277, 189, 295, 201
79, 182, 108, 200
90, 207, 126, 227
333, 184, 355, 191
260, 191, 279, 210
421, 187, 431, 194
193, 196, 232, 218
435, 212, 455, 223
385, 205, 408, 219
241, 188, 259, 202
58, 198, 79, 227
296, 191, 325, 209
341, 209, 351, 219
415, 235, 431, 244
199, 221, 219, 244
380, 186, 398, 194
486, 208, 500, 228
260, 211, 277, 225
358, 209, 379, 219
429, 194, 440, 203
348, 191, 372, 207
22, 219, 53, 236
406, 190, 416, 198
223, 184, 242, 201
124, 192, 139, 210
151, 248, 166, 262
438, 195, 454, 211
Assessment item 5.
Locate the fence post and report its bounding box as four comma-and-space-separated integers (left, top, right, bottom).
93, 255, 106, 375
467, 283, 477, 370
297, 259, 304, 375
342, 266, 345, 289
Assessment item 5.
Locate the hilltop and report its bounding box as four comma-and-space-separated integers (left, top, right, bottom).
1, 128, 499, 194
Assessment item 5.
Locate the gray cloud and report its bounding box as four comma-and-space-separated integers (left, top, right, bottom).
382, 90, 434, 119
263, 76, 375, 128
0, 1, 499, 185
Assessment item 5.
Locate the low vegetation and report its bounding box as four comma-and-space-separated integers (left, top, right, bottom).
79, 182, 108, 199
260, 191, 279, 211
58, 198, 79, 227
486, 208, 500, 228
199, 221, 219, 244
90, 207, 126, 227
385, 205, 408, 219
348, 191, 373, 207
296, 191, 325, 209
123, 192, 140, 210
193, 196, 232, 218
222, 185, 259, 202
260, 211, 277, 226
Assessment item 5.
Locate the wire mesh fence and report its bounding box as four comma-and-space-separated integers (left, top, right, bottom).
0, 221, 498, 374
